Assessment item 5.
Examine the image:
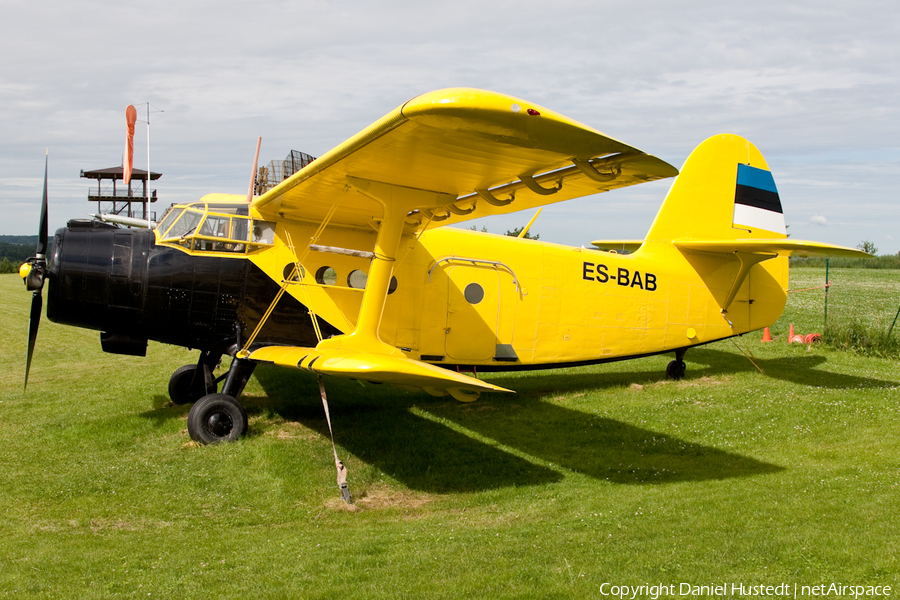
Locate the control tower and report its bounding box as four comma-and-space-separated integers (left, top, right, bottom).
80, 166, 161, 222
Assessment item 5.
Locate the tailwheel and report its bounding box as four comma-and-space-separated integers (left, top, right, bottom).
666, 360, 686, 380
187, 393, 248, 444
666, 349, 687, 380
665, 349, 688, 381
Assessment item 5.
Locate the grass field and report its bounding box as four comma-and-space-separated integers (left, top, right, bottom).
0, 269, 898, 599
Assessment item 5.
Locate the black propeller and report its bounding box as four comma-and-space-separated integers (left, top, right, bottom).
24, 153, 49, 389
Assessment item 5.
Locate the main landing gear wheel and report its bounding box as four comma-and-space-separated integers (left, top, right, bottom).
168, 365, 207, 405
666, 359, 686, 380
187, 394, 248, 444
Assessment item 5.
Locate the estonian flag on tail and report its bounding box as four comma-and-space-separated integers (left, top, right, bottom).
732, 164, 786, 235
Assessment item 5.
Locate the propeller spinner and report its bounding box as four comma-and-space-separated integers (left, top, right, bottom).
22, 153, 49, 389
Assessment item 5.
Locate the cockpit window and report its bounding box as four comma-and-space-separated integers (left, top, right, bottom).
156, 204, 273, 255
207, 204, 250, 216
166, 210, 203, 239
156, 208, 183, 238
199, 214, 230, 238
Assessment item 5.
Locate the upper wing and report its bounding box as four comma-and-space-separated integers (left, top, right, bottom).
252, 88, 677, 230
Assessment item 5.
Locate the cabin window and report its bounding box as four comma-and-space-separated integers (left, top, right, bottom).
388, 276, 398, 295
316, 266, 337, 286
347, 269, 367, 289
464, 283, 484, 304
233, 218, 249, 242
252, 221, 276, 245
283, 263, 305, 282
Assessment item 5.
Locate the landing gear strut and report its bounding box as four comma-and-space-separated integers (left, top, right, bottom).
187, 356, 256, 444
666, 349, 687, 380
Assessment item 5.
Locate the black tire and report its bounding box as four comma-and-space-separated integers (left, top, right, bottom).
187, 394, 248, 444
168, 364, 206, 405
666, 359, 686, 380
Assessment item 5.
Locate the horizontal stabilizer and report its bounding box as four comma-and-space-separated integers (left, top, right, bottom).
674, 239, 871, 258
249, 345, 512, 395
590, 239, 643, 252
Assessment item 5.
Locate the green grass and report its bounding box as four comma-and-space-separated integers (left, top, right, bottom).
1, 271, 899, 598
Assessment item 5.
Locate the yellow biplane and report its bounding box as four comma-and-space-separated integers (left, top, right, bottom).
22, 88, 867, 452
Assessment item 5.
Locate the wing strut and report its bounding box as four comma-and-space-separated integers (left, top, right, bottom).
317, 177, 456, 357
246, 175, 513, 399
238, 186, 351, 356
720, 251, 777, 314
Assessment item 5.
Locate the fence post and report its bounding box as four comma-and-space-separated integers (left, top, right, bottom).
823, 258, 830, 331
888, 302, 900, 338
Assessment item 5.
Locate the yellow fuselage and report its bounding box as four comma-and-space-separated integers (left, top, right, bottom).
244, 220, 788, 369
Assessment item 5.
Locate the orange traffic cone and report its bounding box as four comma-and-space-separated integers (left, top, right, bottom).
788, 323, 795, 344
762, 327, 772, 342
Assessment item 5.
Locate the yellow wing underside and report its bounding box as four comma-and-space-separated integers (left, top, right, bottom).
252, 88, 677, 230
248, 346, 512, 400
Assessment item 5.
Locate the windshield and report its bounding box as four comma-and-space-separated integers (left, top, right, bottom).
156, 207, 183, 238
165, 210, 203, 239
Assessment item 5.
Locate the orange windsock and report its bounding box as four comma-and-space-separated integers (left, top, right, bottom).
123, 105, 137, 185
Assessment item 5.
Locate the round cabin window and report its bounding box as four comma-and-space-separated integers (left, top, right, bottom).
283, 263, 305, 282
347, 269, 367, 289
315, 266, 337, 286
464, 283, 484, 304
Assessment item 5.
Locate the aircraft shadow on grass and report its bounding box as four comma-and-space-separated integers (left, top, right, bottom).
499, 347, 899, 395
684, 347, 899, 389
139, 346, 896, 493
245, 364, 784, 493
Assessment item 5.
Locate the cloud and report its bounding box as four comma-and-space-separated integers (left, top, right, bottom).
1, 0, 899, 253
810, 215, 828, 226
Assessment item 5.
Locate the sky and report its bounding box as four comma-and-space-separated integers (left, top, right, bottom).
1, 0, 898, 253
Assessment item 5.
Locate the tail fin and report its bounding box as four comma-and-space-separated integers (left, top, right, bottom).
645, 134, 786, 244
643, 134, 866, 326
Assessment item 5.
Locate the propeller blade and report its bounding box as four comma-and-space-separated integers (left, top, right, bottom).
25, 152, 50, 389
36, 152, 49, 258
25, 291, 42, 390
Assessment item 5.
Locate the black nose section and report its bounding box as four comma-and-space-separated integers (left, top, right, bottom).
47, 221, 151, 338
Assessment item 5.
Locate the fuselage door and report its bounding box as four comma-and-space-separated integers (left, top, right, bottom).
445, 265, 499, 361
443, 263, 519, 362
